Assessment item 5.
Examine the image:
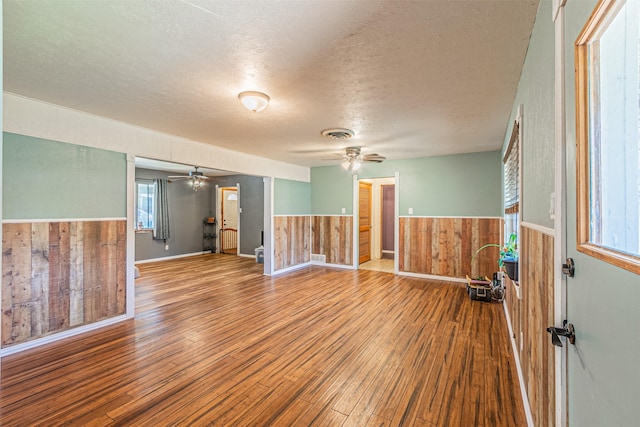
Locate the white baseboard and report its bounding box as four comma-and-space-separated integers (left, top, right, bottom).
237, 253, 255, 259
397, 271, 467, 283
310, 261, 356, 270
272, 262, 312, 276
0, 314, 130, 357
135, 251, 209, 264
503, 302, 535, 427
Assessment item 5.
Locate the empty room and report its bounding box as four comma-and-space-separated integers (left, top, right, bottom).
1, 0, 639, 426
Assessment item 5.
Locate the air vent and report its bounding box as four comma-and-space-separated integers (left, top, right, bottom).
321, 128, 355, 141
311, 254, 326, 264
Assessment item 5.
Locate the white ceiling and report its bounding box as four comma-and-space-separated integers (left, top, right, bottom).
4, 0, 539, 168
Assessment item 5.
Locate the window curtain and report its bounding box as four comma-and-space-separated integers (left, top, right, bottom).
503, 121, 520, 214
153, 178, 170, 240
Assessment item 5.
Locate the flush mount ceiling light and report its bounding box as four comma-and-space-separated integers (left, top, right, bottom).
238, 91, 270, 113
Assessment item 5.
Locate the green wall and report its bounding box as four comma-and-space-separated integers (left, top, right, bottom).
504, 0, 555, 228
311, 151, 502, 217
310, 166, 354, 215
273, 178, 311, 215
3, 132, 126, 219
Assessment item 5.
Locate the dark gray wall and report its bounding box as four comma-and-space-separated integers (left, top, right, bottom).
135, 168, 211, 261
210, 175, 264, 255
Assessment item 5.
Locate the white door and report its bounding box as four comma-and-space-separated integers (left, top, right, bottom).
220, 187, 238, 254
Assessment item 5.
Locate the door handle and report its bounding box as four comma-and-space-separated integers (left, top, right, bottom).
546, 320, 575, 347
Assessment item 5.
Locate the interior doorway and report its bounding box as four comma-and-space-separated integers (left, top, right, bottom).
217, 186, 239, 254
358, 177, 395, 273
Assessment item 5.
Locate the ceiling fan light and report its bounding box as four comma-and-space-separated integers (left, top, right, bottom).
238, 91, 270, 112
341, 159, 351, 170
351, 159, 362, 171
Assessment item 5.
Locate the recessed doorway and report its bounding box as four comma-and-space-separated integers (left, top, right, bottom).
358, 177, 395, 273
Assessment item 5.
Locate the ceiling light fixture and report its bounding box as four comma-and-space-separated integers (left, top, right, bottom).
238, 91, 270, 112
188, 176, 205, 192
342, 154, 364, 172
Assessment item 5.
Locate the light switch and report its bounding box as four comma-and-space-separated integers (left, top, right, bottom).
341, 207, 346, 214
408, 208, 414, 214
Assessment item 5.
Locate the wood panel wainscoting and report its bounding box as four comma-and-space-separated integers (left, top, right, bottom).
504, 225, 555, 427
0, 255, 526, 425
399, 217, 502, 279
2, 220, 126, 347
273, 216, 310, 271
311, 215, 353, 266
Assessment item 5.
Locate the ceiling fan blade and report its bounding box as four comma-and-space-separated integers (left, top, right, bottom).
167, 175, 189, 179
363, 154, 386, 162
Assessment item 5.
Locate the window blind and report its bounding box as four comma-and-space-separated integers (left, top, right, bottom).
503, 122, 519, 214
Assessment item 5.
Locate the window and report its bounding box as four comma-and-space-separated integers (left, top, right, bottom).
504, 118, 520, 243
576, 0, 640, 274
136, 181, 155, 230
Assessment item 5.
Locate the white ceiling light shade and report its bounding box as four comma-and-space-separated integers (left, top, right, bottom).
342, 155, 363, 172
238, 91, 270, 112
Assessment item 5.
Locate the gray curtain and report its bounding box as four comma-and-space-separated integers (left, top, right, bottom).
153, 178, 170, 240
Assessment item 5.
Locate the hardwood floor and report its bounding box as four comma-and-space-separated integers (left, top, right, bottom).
0, 254, 526, 426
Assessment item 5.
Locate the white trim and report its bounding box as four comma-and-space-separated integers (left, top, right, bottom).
134, 251, 210, 264
397, 215, 503, 219
503, 302, 535, 427
273, 214, 312, 217
553, 3, 568, 426
310, 214, 354, 217
0, 314, 128, 357
309, 261, 356, 270
394, 172, 400, 274
126, 154, 135, 319
397, 271, 468, 284
352, 175, 359, 270
2, 217, 127, 223
272, 262, 311, 276
521, 221, 555, 236
264, 176, 274, 276
237, 253, 255, 259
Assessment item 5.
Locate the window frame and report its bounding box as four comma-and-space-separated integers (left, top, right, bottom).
135, 180, 155, 231
575, 0, 640, 274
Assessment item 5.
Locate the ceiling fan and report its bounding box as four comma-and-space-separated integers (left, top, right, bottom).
325, 146, 386, 172
168, 166, 210, 192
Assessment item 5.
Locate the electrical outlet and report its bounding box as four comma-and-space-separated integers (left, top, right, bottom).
408, 208, 414, 215
164, 244, 169, 251
341, 207, 346, 214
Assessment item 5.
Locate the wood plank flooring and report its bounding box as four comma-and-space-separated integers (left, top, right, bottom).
0, 254, 526, 426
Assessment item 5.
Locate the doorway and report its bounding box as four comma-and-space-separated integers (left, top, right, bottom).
218, 186, 239, 254
358, 177, 395, 273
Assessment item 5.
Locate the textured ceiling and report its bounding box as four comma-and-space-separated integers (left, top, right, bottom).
4, 0, 539, 168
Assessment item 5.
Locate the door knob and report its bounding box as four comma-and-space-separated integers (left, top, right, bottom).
546, 320, 575, 347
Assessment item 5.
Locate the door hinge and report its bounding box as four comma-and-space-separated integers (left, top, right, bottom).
562, 257, 575, 277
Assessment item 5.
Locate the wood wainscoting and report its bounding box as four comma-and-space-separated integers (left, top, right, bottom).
399, 217, 502, 279
504, 224, 555, 427
311, 216, 353, 266
273, 216, 310, 271
2, 220, 126, 347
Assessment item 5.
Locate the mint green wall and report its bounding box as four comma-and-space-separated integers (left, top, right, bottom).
310, 166, 354, 215
273, 178, 311, 215
563, 1, 640, 426
3, 132, 126, 219
311, 151, 502, 217
504, 0, 555, 228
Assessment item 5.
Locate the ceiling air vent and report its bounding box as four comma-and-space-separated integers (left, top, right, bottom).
321, 128, 355, 141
